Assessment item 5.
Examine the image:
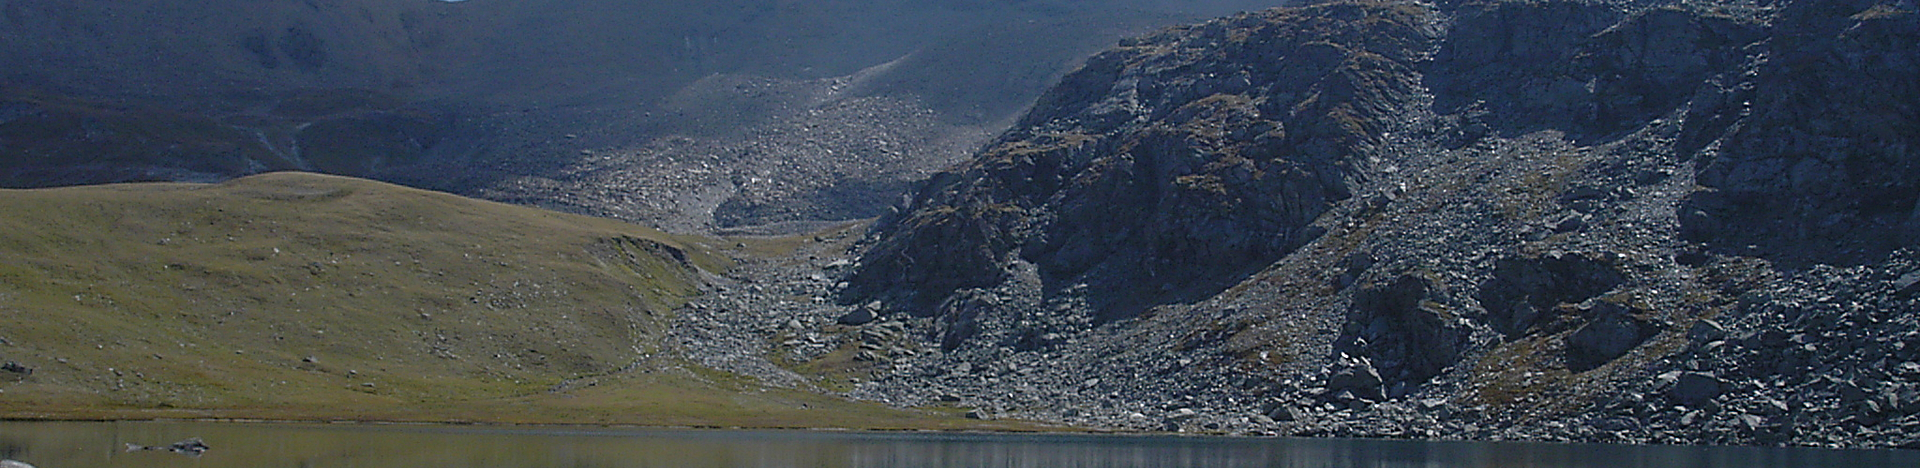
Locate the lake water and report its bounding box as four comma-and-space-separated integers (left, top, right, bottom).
0, 421, 1913, 468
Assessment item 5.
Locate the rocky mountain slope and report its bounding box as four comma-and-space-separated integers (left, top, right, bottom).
0, 0, 1294, 233
7, 0, 1919, 451
776, 0, 1920, 448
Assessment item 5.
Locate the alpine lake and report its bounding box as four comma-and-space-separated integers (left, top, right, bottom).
1, 421, 1915, 467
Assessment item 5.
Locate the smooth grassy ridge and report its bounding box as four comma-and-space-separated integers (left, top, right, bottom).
0, 172, 1006, 430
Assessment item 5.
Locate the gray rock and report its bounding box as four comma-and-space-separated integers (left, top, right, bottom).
1897, 386, 1920, 415
1834, 378, 1869, 403
837, 307, 876, 326
1687, 319, 1727, 343
1345, 275, 1469, 387
1266, 404, 1297, 422
1898, 362, 1920, 378
1251, 413, 1276, 426
1326, 361, 1384, 401
1566, 301, 1660, 371
1478, 252, 1626, 337
1669, 372, 1723, 406
1551, 212, 1589, 233
1897, 272, 1920, 296
1589, 417, 1639, 432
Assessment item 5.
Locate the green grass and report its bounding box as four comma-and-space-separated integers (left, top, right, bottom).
0, 172, 1007, 430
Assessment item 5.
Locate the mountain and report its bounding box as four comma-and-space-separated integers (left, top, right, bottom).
0, 0, 1296, 233
7, 0, 1919, 450
0, 172, 1007, 429
820, 0, 1920, 448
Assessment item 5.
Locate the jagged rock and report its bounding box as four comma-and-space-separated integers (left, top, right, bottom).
1753, 399, 1790, 417
1266, 405, 1297, 422
848, 0, 1436, 319
930, 290, 995, 350
1325, 357, 1385, 402
1566, 301, 1661, 371
1550, 212, 1590, 233
1897, 272, 1920, 296
1682, 0, 1920, 268
1477, 252, 1626, 337
1343, 275, 1470, 387
1688, 319, 1728, 343
1896, 386, 1920, 415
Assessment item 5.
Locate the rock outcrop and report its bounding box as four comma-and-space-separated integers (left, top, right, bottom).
849, 1, 1434, 320
830, 0, 1920, 448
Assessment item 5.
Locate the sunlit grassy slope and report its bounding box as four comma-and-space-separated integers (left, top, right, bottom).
0, 172, 999, 429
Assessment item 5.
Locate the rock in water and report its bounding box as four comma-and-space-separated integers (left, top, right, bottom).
0, 460, 35, 468
124, 437, 210, 457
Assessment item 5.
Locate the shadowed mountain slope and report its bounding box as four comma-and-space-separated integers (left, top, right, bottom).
0, 0, 1297, 233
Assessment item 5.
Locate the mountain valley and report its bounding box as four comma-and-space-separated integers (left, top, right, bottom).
1, 0, 1918, 451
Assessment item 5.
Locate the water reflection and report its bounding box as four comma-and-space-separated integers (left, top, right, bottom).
0, 421, 1911, 468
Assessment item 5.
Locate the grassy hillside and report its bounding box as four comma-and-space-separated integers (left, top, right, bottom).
0, 172, 997, 429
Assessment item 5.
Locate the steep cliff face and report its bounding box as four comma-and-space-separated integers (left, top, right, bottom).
836, 0, 1920, 448
1683, 0, 1920, 267
850, 2, 1435, 321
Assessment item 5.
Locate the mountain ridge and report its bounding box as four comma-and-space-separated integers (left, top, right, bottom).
0, 0, 1298, 234
821, 0, 1920, 448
